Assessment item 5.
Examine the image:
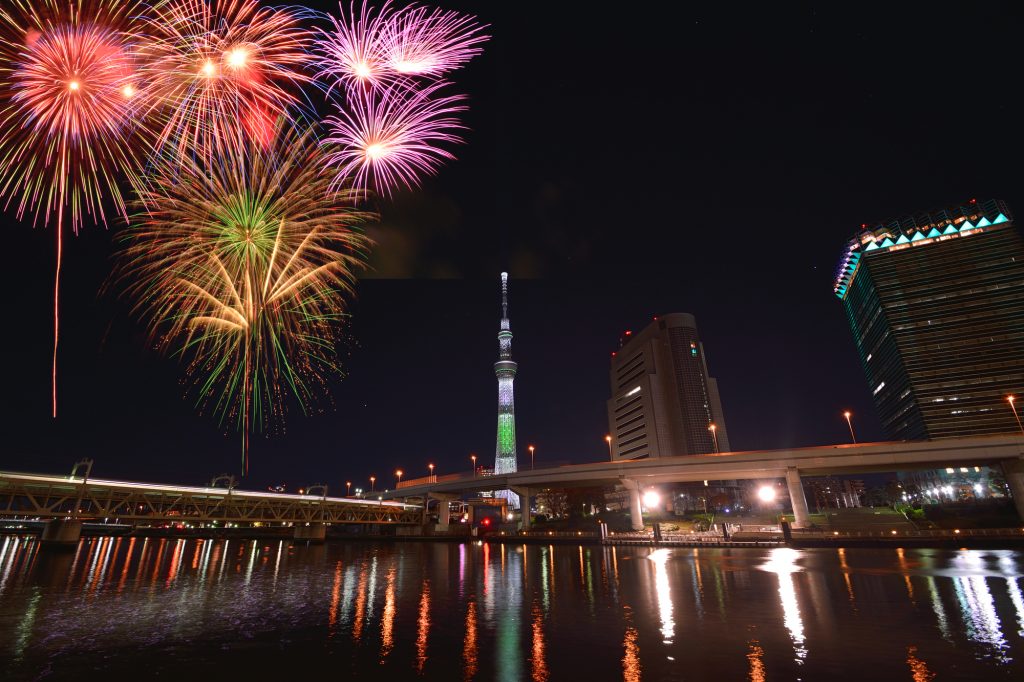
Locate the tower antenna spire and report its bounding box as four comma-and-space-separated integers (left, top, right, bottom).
500, 271, 509, 325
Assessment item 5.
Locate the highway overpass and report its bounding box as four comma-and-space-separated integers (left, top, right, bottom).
383, 435, 1024, 530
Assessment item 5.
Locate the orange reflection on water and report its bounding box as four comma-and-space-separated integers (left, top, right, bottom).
328, 560, 342, 630
530, 602, 548, 682
380, 566, 397, 660
622, 605, 641, 682
906, 645, 935, 681
353, 563, 368, 641
463, 597, 478, 681
416, 580, 431, 673
116, 537, 136, 593
837, 548, 856, 607
747, 640, 766, 682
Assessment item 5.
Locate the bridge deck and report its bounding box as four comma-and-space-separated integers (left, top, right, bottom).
0, 471, 422, 525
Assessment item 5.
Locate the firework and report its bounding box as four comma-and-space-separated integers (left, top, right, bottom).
316, 2, 487, 93
323, 82, 466, 197
316, 1, 395, 94
0, 0, 146, 417
138, 0, 312, 158
381, 4, 487, 78
115, 122, 372, 472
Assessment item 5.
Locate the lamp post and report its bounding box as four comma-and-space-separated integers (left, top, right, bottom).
396, 469, 403, 486
346, 481, 351, 496
528, 445, 535, 470
428, 463, 435, 482
605, 435, 612, 458
370, 476, 376, 493
1008, 396, 1024, 434
708, 423, 719, 453
843, 410, 857, 444
471, 454, 477, 476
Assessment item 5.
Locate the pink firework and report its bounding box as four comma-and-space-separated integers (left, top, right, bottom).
323, 82, 466, 197
316, 2, 487, 93
316, 1, 395, 93
382, 4, 487, 78
138, 0, 312, 157
0, 0, 145, 417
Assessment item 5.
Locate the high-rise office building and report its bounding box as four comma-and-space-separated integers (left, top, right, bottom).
834, 198, 1024, 440
493, 273, 519, 508
606, 313, 730, 460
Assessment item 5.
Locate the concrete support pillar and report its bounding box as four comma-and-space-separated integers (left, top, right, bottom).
786, 467, 810, 529
429, 493, 457, 531
41, 519, 82, 547
511, 487, 531, 531
1003, 459, 1024, 522
293, 523, 326, 543
622, 479, 644, 531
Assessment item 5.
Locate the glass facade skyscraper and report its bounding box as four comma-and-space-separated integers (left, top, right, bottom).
835, 198, 1024, 440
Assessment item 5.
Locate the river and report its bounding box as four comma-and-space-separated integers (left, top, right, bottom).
0, 536, 1022, 680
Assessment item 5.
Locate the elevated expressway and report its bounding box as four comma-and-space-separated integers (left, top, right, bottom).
0, 471, 422, 545
384, 435, 1024, 530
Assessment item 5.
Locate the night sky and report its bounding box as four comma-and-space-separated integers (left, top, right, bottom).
3, 2, 1024, 491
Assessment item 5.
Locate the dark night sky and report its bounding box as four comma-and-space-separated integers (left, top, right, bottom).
3, 2, 1024, 491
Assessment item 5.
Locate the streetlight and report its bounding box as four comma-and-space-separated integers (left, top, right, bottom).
843, 410, 857, 443
1008, 396, 1024, 434
757, 485, 777, 503
471, 454, 477, 476
605, 434, 612, 458
396, 469, 403, 486
528, 445, 535, 470
370, 475, 376, 493
708, 423, 719, 453
346, 481, 351, 496
428, 463, 435, 482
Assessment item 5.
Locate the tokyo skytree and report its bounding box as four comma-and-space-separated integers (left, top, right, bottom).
493, 272, 519, 509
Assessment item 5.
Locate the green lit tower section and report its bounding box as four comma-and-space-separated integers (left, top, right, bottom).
494, 272, 519, 509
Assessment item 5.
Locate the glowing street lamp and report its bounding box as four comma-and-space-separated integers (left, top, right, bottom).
642, 489, 661, 510
708, 423, 719, 453
1008, 396, 1024, 434
396, 469, 403, 486
346, 481, 351, 496
528, 445, 535, 470
370, 475, 376, 493
428, 463, 435, 481
471, 454, 477, 476
757, 485, 777, 504
843, 410, 857, 444
605, 435, 612, 458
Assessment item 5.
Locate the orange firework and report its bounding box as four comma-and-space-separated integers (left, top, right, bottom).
0, 0, 147, 417
137, 0, 313, 158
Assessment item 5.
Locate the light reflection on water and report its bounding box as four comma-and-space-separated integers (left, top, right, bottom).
0, 538, 1022, 680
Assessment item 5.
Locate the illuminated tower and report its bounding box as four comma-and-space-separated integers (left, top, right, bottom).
494, 272, 519, 509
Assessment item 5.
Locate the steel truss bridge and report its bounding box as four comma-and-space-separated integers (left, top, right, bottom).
0, 471, 422, 526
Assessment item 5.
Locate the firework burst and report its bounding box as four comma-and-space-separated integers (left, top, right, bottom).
138, 0, 312, 158
323, 81, 465, 197
316, 1, 487, 93
115, 122, 372, 472
381, 4, 487, 78
0, 0, 146, 417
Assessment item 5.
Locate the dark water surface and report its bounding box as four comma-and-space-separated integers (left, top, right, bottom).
1, 536, 1023, 680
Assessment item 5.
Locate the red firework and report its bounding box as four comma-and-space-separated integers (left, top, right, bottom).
0, 0, 146, 417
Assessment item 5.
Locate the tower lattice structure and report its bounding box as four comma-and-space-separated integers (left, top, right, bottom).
493, 272, 519, 509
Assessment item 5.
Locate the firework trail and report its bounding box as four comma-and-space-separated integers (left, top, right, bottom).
138, 0, 312, 158
115, 121, 372, 473
0, 0, 147, 417
317, 2, 486, 197
323, 81, 465, 197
